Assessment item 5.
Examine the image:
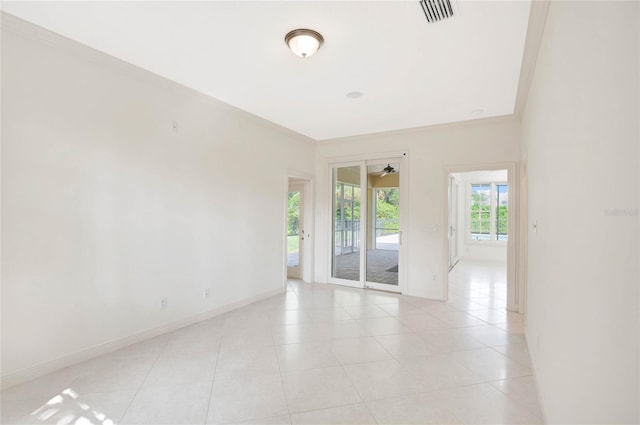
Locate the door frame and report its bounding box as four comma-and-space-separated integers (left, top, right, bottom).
284, 171, 314, 285
326, 160, 367, 290
518, 157, 528, 316
448, 175, 460, 269
326, 151, 409, 294
441, 162, 521, 312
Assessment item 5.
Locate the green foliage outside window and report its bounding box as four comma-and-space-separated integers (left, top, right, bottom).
470, 186, 491, 236
376, 188, 399, 229
287, 191, 300, 236
335, 184, 360, 221
470, 183, 508, 241
496, 205, 508, 236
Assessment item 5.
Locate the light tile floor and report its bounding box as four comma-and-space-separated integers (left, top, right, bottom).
1, 260, 543, 424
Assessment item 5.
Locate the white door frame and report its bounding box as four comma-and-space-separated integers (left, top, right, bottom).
326, 152, 408, 294
442, 162, 521, 313
448, 175, 460, 269
326, 160, 367, 290
284, 171, 314, 285
518, 157, 528, 316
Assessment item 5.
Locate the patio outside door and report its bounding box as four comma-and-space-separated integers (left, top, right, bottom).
287, 181, 304, 279
329, 159, 403, 293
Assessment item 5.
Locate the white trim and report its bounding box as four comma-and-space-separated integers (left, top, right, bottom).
0, 287, 284, 390
525, 324, 548, 424
325, 150, 408, 165
326, 160, 365, 289
326, 155, 408, 294
285, 170, 315, 284
518, 158, 529, 317
317, 116, 518, 145
513, 0, 551, 117
329, 277, 365, 290
359, 164, 368, 288
442, 162, 520, 312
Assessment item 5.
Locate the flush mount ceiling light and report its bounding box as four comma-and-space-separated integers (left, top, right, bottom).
285, 29, 324, 58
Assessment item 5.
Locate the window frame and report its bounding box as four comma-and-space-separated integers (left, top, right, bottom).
466, 181, 508, 245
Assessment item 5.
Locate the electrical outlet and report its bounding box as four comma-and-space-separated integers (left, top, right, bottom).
204, 288, 211, 298
432, 274, 437, 281
160, 297, 168, 310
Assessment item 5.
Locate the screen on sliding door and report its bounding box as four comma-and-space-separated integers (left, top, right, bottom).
332, 166, 361, 281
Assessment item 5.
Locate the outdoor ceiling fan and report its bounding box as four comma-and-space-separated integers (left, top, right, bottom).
372, 164, 398, 178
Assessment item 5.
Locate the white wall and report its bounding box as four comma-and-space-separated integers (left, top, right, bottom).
1, 15, 316, 384
314, 118, 520, 298
453, 170, 508, 262
522, 1, 639, 422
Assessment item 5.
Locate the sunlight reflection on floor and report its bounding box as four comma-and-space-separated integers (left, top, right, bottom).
31, 388, 114, 425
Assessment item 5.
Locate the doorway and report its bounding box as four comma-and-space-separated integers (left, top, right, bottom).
329, 158, 404, 293
444, 165, 520, 312
287, 180, 305, 279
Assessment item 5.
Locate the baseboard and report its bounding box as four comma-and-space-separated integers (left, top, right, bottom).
0, 287, 284, 390
404, 289, 443, 300
524, 325, 549, 424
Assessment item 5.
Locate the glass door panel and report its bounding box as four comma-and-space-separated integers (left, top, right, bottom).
332, 166, 361, 282
287, 185, 303, 279
366, 162, 400, 288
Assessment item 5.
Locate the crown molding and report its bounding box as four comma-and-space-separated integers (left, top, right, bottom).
513, 0, 551, 117
316, 115, 520, 146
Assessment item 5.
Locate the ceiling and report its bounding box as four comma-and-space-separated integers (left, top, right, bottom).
2, 1, 532, 141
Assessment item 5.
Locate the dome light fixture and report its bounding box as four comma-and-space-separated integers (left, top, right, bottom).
285, 29, 324, 58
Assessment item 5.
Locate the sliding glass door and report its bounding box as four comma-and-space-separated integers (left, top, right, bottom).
329, 159, 403, 292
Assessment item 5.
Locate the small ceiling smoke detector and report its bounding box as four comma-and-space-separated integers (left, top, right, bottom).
285, 29, 324, 58
346, 91, 363, 99
420, 0, 455, 23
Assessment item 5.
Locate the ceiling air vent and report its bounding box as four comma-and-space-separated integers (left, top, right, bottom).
420, 0, 454, 23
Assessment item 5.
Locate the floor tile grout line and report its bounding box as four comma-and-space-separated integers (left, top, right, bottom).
274, 282, 294, 421
487, 377, 545, 421
337, 361, 380, 425
360, 379, 503, 406
202, 335, 223, 425
117, 339, 168, 424
287, 400, 376, 420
